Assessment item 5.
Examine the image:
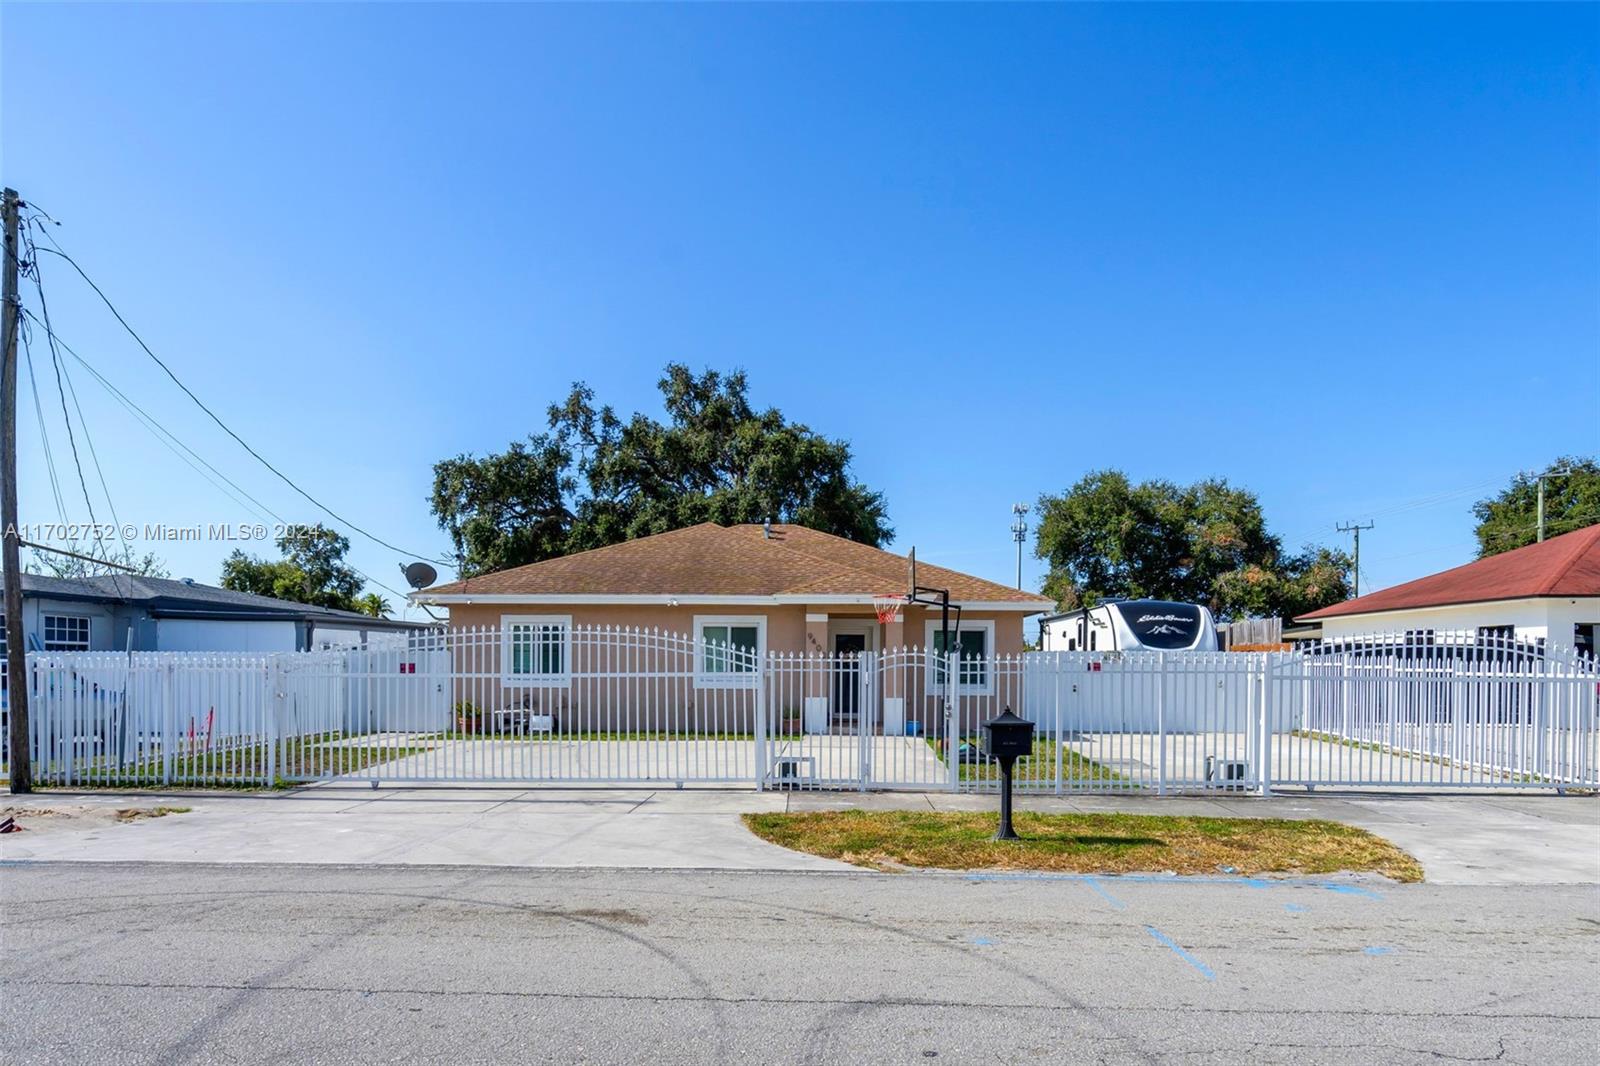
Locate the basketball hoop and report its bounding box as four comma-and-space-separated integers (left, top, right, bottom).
872, 593, 906, 625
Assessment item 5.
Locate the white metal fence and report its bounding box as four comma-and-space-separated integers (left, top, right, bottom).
2, 627, 1596, 792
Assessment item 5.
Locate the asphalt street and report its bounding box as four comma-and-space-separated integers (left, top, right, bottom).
2, 862, 1596, 1065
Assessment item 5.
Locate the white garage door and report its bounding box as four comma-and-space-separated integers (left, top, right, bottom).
157, 619, 298, 653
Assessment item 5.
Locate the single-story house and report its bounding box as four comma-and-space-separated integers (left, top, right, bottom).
4, 573, 424, 655
1296, 523, 1600, 655
410, 522, 1054, 732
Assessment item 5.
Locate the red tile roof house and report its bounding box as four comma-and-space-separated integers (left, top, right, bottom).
1296, 523, 1600, 655
410, 522, 1054, 735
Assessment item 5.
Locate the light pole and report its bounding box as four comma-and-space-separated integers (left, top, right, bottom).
1010, 503, 1029, 590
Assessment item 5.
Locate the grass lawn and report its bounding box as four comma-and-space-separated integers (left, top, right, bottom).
742, 809, 1423, 882
114, 805, 191, 821
927, 735, 1127, 786
13, 734, 429, 789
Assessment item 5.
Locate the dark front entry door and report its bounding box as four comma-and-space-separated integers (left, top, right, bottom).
832, 633, 867, 719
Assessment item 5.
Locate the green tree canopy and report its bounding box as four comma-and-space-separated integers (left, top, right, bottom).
354, 592, 392, 619
431, 436, 574, 576
1472, 456, 1600, 557
1034, 470, 1352, 620
432, 364, 892, 575
220, 524, 365, 611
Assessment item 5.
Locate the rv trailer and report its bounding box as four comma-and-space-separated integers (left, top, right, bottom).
1038, 598, 1221, 653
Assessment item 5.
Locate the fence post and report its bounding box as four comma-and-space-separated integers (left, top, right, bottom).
946, 651, 960, 792
1156, 655, 1167, 797
858, 652, 872, 792
1259, 654, 1273, 797
265, 656, 283, 787
753, 650, 767, 792
161, 662, 174, 786
1053, 653, 1064, 795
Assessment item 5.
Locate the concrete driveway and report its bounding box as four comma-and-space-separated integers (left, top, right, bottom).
2, 787, 1595, 884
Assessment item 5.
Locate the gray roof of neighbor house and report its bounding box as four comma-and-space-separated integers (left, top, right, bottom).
14, 573, 424, 629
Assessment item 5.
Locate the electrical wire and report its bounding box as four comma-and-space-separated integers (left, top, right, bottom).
20, 307, 411, 604
29, 232, 451, 567
1362, 513, 1600, 571
22, 223, 125, 597
1278, 474, 1509, 548
56, 351, 123, 532
26, 229, 122, 534
18, 322, 69, 524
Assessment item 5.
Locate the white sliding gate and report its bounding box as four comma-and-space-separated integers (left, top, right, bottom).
3, 628, 1596, 792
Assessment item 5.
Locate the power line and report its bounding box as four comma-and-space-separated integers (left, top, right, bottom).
26, 230, 122, 533
1279, 475, 1505, 548
55, 349, 123, 532
20, 307, 410, 603
30, 232, 450, 566
21, 223, 125, 596
27, 308, 289, 525
17, 322, 68, 523
1361, 512, 1600, 572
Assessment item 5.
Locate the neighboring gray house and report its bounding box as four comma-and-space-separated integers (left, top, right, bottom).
3, 573, 423, 654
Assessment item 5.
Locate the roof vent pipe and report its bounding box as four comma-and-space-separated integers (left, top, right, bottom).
763, 519, 771, 539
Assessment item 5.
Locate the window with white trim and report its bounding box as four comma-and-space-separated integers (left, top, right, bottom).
694, 615, 765, 686
925, 619, 995, 694
501, 615, 571, 684
43, 614, 91, 652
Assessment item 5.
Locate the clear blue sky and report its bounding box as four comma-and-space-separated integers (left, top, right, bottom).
3, 3, 1596, 617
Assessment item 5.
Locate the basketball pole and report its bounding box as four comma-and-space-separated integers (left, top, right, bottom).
905, 546, 959, 660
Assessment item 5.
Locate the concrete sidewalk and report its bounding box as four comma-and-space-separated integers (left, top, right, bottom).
2, 785, 1595, 884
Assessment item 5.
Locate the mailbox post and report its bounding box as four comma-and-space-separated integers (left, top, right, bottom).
982, 707, 1035, 841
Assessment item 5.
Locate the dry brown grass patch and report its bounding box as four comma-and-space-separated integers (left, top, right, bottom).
742, 810, 1422, 882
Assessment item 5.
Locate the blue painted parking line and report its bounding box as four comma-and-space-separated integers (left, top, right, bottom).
1144, 925, 1216, 981
1081, 875, 1128, 911
1322, 883, 1384, 900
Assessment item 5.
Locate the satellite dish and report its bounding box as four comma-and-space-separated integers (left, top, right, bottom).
402, 561, 438, 590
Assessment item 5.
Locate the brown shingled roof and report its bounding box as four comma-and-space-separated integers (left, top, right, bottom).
1298, 523, 1600, 621
419, 523, 1053, 605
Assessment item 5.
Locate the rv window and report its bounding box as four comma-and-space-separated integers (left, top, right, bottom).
1121, 603, 1202, 650
1089, 631, 1097, 650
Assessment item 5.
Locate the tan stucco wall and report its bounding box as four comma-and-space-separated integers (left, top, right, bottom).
444, 602, 1025, 655
446, 602, 809, 647
438, 602, 1034, 735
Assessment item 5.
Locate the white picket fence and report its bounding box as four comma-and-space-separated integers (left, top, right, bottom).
2, 627, 1596, 792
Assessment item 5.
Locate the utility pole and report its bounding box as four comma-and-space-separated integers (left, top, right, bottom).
1010, 503, 1029, 590
1535, 465, 1571, 543
2, 187, 31, 793
1336, 521, 1374, 599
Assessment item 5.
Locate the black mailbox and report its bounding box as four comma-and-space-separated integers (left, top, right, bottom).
983, 708, 1035, 760
982, 707, 1034, 841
